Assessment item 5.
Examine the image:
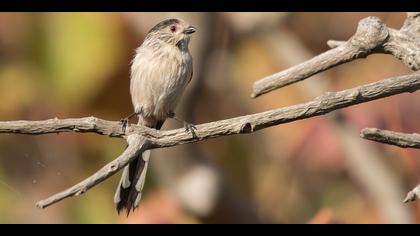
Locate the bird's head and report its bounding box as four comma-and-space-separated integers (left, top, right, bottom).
145, 18, 196, 49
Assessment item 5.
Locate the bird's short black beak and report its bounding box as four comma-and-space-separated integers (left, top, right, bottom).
183, 26, 196, 34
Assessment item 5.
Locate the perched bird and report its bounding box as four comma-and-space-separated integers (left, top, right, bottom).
114, 18, 196, 216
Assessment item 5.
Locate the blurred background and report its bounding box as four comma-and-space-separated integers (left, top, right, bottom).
0, 12, 419, 223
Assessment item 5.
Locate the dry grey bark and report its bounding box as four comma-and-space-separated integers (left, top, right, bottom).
360, 128, 420, 205
36, 134, 149, 208
1, 73, 419, 151
361, 128, 420, 148
251, 12, 420, 204
262, 29, 413, 223
252, 13, 420, 98
403, 184, 420, 203
0, 72, 419, 208
1, 13, 419, 210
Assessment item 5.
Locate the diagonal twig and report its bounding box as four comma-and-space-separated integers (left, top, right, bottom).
252, 13, 420, 98
35, 134, 149, 209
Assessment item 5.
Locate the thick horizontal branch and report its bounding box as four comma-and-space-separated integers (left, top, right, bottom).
1, 72, 418, 209
252, 13, 420, 98
36, 135, 148, 209
1, 73, 419, 151
146, 73, 420, 149
403, 184, 420, 203
0, 117, 130, 138
360, 128, 420, 148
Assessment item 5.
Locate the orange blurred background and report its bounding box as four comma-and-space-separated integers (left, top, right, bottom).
0, 12, 418, 223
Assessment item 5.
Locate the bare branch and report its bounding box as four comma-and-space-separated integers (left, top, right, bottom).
1, 13, 417, 214
1, 73, 419, 151
35, 135, 148, 209
360, 128, 420, 148
0, 35, 418, 210
1, 73, 418, 209
252, 14, 420, 98
264, 29, 413, 223
251, 43, 362, 98
403, 184, 420, 203
360, 127, 420, 204
251, 17, 388, 98
0, 117, 129, 138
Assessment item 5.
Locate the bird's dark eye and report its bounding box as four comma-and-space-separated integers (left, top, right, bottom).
170, 25, 177, 32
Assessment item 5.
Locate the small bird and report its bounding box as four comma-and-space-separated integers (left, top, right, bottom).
114, 18, 196, 215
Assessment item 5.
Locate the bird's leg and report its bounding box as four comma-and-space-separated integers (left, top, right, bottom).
167, 111, 197, 135
119, 111, 138, 132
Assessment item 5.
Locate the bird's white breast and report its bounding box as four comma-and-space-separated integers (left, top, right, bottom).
130, 42, 192, 122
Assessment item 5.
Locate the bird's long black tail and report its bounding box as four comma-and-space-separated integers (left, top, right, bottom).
114, 119, 164, 216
